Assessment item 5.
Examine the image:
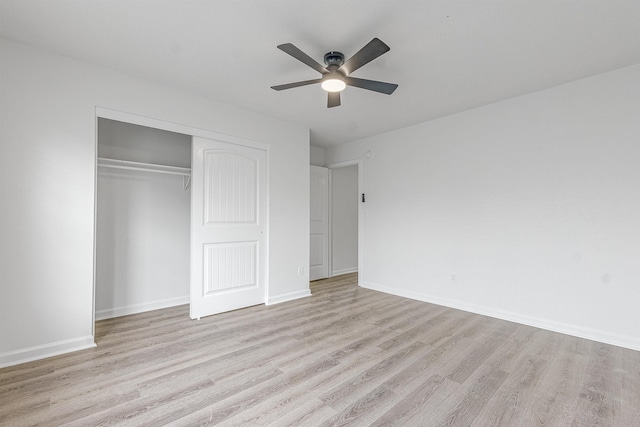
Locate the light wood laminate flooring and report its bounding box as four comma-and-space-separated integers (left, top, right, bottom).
1, 273, 639, 426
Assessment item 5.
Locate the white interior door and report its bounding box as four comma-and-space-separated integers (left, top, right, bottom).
310, 165, 329, 281
190, 136, 267, 319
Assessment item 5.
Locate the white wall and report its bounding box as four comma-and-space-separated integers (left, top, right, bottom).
310, 145, 325, 166
0, 38, 310, 367
326, 63, 640, 350
95, 119, 191, 320
331, 165, 358, 276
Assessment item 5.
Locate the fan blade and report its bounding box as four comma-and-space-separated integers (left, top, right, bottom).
277, 43, 328, 75
327, 91, 341, 108
271, 78, 323, 91
338, 38, 390, 76
344, 76, 398, 95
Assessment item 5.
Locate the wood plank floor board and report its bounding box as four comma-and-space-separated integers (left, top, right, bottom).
217, 336, 411, 427
219, 324, 422, 426
276, 326, 389, 373
135, 338, 301, 397
0, 366, 55, 386
394, 336, 513, 425
236, 311, 339, 344
14, 332, 291, 411
319, 341, 427, 412
2, 272, 639, 426
276, 320, 504, 422
368, 374, 447, 427
370, 302, 440, 328
376, 312, 451, 351
378, 316, 488, 389
207, 303, 455, 425
153, 356, 341, 426
260, 399, 335, 427
570, 341, 622, 427
65, 365, 286, 427
462, 328, 557, 425
210, 343, 385, 426
287, 296, 416, 342
31, 389, 142, 427
377, 334, 476, 395
513, 335, 591, 426
319, 384, 397, 427
382, 377, 462, 426
464, 332, 554, 425
439, 368, 511, 426
0, 396, 50, 426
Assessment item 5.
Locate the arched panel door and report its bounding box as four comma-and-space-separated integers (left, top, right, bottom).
190, 137, 267, 319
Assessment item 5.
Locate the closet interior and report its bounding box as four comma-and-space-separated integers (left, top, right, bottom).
95, 118, 192, 320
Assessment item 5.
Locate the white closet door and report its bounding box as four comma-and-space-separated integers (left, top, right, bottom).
190, 137, 267, 319
310, 165, 329, 281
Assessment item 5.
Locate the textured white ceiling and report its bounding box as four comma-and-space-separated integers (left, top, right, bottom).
2, 0, 640, 147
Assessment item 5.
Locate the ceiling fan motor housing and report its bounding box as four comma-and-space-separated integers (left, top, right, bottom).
324, 51, 345, 69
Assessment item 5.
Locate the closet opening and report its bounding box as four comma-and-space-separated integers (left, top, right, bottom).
95, 118, 192, 321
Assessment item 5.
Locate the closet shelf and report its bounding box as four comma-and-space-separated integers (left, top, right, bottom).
98, 157, 191, 190
97, 157, 191, 176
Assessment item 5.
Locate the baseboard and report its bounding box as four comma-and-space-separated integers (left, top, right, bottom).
331, 267, 358, 276
266, 289, 312, 305
95, 295, 189, 320
360, 281, 640, 352
0, 336, 96, 369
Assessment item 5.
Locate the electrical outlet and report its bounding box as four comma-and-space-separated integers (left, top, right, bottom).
297, 266, 304, 276
451, 273, 457, 283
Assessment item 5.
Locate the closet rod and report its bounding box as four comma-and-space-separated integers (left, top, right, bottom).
97, 157, 191, 176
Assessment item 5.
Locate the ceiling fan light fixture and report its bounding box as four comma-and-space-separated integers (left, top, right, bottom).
272, 38, 397, 106
321, 76, 346, 92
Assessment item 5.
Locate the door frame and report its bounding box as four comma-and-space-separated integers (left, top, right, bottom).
326, 159, 362, 282
93, 107, 270, 332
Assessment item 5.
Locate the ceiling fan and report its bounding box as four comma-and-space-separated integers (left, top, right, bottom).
271, 37, 398, 108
